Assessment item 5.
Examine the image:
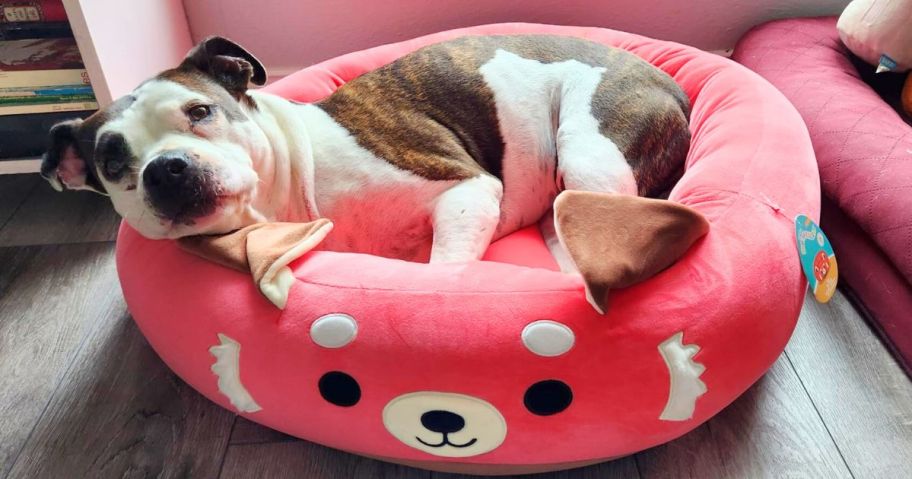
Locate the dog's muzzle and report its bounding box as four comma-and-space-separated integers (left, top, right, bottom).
143, 151, 218, 224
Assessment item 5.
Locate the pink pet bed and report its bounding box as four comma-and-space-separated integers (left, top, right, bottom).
117, 24, 818, 475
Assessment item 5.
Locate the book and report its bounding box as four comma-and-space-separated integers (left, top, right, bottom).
0, 100, 96, 115
0, 69, 89, 88
0, 109, 92, 158
0, 84, 92, 96
1, 37, 83, 70
0, 93, 94, 104
0, 20, 71, 40
0, 1, 66, 23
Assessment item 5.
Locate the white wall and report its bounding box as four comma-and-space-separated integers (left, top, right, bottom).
183, 0, 850, 79
65, 0, 193, 105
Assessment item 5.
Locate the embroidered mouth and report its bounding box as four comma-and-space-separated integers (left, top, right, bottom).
416, 434, 478, 448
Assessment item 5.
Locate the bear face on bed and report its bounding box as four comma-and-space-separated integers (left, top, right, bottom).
210, 310, 707, 461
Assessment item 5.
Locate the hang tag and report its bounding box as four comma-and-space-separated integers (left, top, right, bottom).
795, 215, 837, 303
876, 54, 898, 74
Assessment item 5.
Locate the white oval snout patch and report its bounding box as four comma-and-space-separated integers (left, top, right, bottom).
382, 392, 507, 458
521, 320, 575, 357
310, 313, 357, 348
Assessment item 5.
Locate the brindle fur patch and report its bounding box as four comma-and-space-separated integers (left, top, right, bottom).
317, 35, 690, 196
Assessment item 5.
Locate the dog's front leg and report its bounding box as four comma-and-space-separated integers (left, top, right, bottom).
429, 175, 503, 263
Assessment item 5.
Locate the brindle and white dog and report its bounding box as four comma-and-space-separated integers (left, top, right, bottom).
41, 36, 689, 268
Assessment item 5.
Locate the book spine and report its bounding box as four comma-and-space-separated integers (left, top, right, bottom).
0, 69, 90, 88
0, 93, 94, 104
0, 20, 71, 39
0, 1, 67, 23
0, 85, 93, 96
0, 100, 97, 115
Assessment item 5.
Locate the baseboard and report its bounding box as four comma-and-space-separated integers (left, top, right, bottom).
0, 158, 41, 174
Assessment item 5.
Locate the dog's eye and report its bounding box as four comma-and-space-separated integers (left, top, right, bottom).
524, 379, 573, 416
318, 371, 361, 407
187, 104, 211, 122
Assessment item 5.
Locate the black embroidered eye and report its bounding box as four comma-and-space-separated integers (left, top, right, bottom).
318, 371, 361, 407
524, 379, 573, 416
187, 104, 211, 122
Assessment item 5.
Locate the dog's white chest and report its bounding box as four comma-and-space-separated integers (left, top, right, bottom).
301, 105, 453, 261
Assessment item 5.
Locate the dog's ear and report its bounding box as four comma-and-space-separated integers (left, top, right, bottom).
179, 220, 334, 309
181, 36, 267, 97
40, 118, 104, 194
554, 191, 709, 314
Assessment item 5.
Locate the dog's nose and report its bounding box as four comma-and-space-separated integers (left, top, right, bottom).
142, 152, 217, 222
144, 154, 189, 188
420, 410, 465, 434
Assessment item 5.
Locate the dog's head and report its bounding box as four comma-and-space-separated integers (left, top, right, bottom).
40, 37, 270, 239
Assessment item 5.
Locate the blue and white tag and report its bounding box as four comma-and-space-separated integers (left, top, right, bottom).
876, 54, 898, 73
795, 215, 838, 303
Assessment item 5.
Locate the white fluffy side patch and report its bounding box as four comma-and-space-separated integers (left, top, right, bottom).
209, 333, 262, 413
658, 332, 707, 421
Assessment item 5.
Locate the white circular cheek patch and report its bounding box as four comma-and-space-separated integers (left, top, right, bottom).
522, 320, 575, 357
310, 313, 358, 348
382, 392, 507, 458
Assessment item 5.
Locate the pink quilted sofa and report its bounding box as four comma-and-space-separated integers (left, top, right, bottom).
734, 17, 912, 375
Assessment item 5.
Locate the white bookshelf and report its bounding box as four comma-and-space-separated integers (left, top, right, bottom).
1, 0, 192, 174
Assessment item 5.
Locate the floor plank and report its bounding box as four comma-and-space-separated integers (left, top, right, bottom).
637, 348, 851, 478
0, 174, 39, 231
230, 416, 297, 445
428, 457, 639, 479
219, 441, 430, 479
635, 424, 723, 479
0, 177, 120, 247
0, 243, 121, 476
6, 311, 236, 479
787, 290, 912, 478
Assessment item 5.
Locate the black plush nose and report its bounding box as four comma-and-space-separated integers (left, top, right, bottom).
142, 152, 216, 222
420, 410, 465, 434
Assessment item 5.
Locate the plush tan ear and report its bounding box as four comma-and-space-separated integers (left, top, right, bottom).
554, 191, 709, 315
179, 220, 333, 309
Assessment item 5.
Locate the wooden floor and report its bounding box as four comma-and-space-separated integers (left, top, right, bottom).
1, 173, 911, 479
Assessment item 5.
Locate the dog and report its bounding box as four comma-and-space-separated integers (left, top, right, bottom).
40, 35, 695, 309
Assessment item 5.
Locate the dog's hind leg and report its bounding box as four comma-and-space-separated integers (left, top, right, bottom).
554, 100, 637, 196
430, 174, 504, 263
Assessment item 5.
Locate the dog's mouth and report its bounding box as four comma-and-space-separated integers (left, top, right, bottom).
415, 434, 478, 449
149, 188, 242, 227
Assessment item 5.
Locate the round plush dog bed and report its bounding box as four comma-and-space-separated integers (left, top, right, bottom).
117, 24, 819, 475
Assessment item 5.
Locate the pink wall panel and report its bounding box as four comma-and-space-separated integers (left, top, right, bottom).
183, 0, 850, 80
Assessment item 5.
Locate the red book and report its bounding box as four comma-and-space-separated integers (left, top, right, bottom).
0, 37, 83, 70
0, 1, 66, 23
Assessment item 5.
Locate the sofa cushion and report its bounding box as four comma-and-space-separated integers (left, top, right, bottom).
734, 17, 912, 287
